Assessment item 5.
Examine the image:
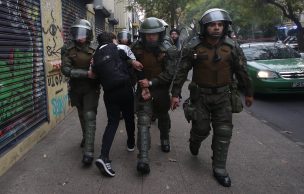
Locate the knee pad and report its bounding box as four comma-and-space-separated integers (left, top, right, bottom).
190, 129, 209, 142
213, 124, 233, 138
138, 115, 151, 127
84, 111, 96, 122
191, 120, 211, 141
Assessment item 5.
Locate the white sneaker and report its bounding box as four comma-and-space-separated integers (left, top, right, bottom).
127, 145, 135, 152
95, 157, 115, 177
127, 139, 135, 152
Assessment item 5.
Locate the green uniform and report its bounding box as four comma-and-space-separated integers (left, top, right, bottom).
61, 41, 100, 157
171, 35, 253, 175
132, 40, 177, 164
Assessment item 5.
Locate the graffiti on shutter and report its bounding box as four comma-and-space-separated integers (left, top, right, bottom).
0, 0, 47, 153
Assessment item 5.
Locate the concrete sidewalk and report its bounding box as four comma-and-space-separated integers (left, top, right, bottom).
1, 82, 304, 194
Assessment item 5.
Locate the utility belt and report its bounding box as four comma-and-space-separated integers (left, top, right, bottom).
188, 82, 230, 103
198, 85, 230, 94
183, 82, 243, 123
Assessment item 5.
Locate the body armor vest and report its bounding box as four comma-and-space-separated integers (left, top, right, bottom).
192, 44, 232, 87
65, 43, 98, 89
134, 49, 164, 80
68, 47, 95, 69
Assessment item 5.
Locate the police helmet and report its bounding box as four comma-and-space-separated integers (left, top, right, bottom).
139, 17, 166, 45
70, 19, 93, 42
199, 8, 232, 36
117, 30, 132, 45
158, 19, 169, 28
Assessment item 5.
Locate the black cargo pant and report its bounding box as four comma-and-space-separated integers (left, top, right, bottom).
99, 82, 135, 158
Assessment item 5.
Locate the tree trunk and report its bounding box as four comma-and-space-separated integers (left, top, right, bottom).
170, 0, 176, 29
297, 27, 304, 52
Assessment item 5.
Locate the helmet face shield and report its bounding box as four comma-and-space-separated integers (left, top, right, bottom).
200, 10, 232, 25
139, 17, 165, 46
139, 17, 165, 34
199, 8, 232, 36
70, 19, 93, 42
117, 31, 131, 41
71, 27, 91, 41
144, 33, 159, 47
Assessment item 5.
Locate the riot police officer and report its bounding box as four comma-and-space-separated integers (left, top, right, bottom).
169, 28, 181, 51
131, 17, 177, 174
170, 9, 254, 187
61, 19, 100, 165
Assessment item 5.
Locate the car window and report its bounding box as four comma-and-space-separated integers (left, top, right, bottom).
241, 43, 301, 61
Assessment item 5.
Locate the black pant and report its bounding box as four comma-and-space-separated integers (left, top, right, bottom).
100, 83, 135, 158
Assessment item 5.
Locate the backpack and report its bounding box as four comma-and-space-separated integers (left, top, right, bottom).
92, 43, 130, 91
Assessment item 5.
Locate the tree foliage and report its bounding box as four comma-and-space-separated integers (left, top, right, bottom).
183, 0, 281, 38
183, 0, 303, 50
129, 0, 194, 28
261, 0, 304, 51
129, 0, 304, 51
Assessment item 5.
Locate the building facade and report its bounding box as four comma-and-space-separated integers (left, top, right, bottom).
0, 0, 132, 176
114, 0, 141, 41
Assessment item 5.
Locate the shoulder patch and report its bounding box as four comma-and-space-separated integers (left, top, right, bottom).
223, 36, 235, 48
186, 36, 201, 49
160, 39, 173, 51
163, 35, 171, 42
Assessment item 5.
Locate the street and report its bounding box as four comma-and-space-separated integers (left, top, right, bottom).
1, 82, 304, 193
244, 93, 304, 147
1, 1, 304, 193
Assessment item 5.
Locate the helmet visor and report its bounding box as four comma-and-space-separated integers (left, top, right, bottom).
201, 10, 232, 24
71, 27, 90, 40
117, 32, 131, 41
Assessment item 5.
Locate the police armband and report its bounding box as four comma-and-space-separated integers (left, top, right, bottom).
70, 69, 88, 78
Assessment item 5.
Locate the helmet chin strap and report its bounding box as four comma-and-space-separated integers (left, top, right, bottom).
144, 39, 159, 48
206, 31, 223, 39
209, 35, 221, 39
145, 42, 159, 50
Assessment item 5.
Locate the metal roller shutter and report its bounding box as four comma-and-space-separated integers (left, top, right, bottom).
62, 0, 87, 43
0, 0, 47, 153
95, 11, 105, 36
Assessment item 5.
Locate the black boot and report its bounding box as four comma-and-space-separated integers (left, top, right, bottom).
213, 170, 231, 187
161, 139, 170, 152
82, 153, 93, 166
137, 161, 150, 174
189, 140, 201, 156
211, 125, 232, 187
